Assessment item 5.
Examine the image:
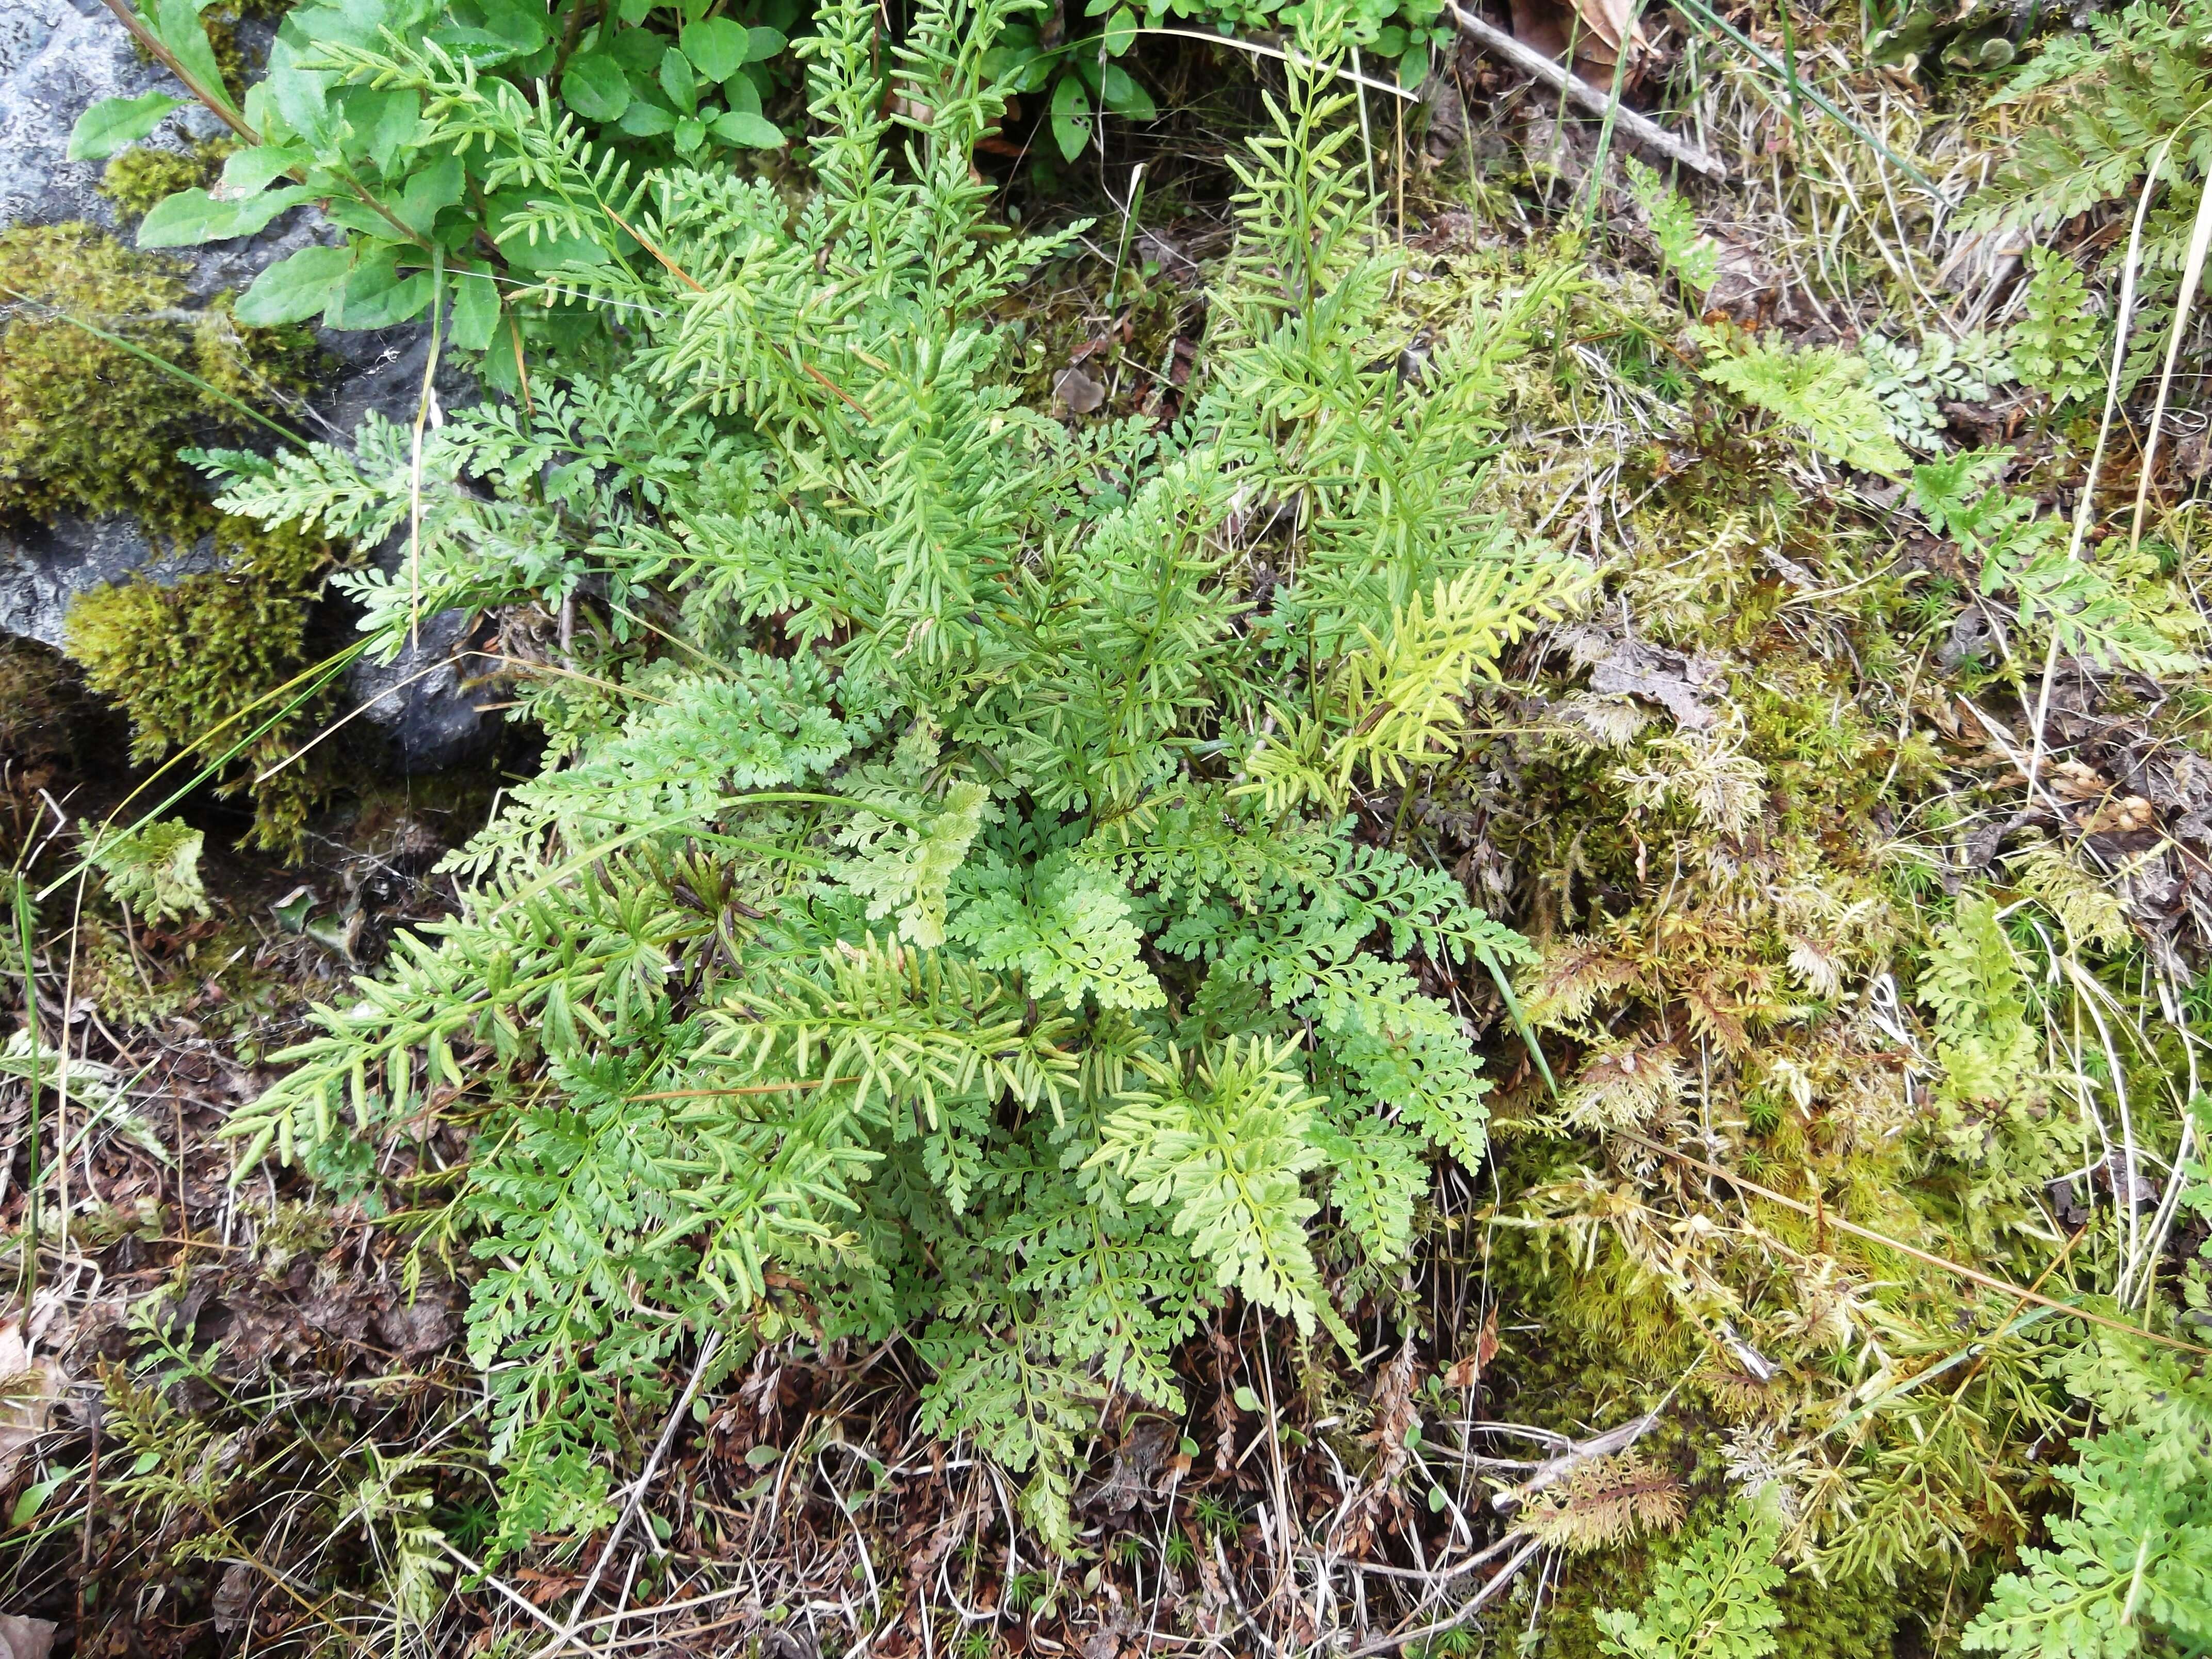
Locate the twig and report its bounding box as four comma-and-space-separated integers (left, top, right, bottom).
1339, 1529, 1526, 1582
533, 1333, 724, 1659
1343, 1534, 1544, 1658
94, 0, 255, 138
1489, 1391, 1676, 1512
438, 1540, 599, 1659
1443, 4, 1727, 180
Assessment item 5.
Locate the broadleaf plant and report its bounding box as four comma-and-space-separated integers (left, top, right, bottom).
71, 0, 807, 383
208, 0, 1585, 1558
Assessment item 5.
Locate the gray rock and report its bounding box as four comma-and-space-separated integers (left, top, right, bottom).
0, 0, 221, 233
0, 0, 493, 773
345, 606, 493, 775
317, 322, 483, 440
0, 514, 218, 648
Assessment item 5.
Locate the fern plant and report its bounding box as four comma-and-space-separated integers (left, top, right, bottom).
1969, 0, 2212, 295
2007, 249, 2107, 406
1918, 893, 2041, 1143
1593, 1495, 1787, 1659
208, 0, 1583, 1556
1693, 326, 1911, 477
1910, 447, 2200, 676
1624, 157, 1718, 303
1964, 1331, 2212, 1659
1859, 329, 2012, 453
83, 817, 211, 925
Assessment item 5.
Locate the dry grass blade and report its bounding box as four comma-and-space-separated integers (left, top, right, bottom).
1446, 2, 1727, 177
1615, 1131, 2207, 1354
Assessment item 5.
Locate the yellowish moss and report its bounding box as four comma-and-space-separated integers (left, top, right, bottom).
97, 140, 235, 220
66, 517, 344, 854
0, 223, 315, 539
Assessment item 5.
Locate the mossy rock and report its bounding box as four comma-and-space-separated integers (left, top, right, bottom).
66, 516, 344, 854
99, 140, 234, 221
0, 222, 316, 538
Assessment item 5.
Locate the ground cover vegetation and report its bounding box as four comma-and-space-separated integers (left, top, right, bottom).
5, 0, 2212, 1652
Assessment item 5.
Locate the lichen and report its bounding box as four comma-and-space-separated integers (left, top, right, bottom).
0, 223, 316, 539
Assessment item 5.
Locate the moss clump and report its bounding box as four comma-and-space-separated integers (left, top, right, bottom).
98, 140, 234, 220
0, 223, 315, 538
66, 517, 343, 853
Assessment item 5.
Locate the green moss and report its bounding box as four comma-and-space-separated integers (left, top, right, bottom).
66, 517, 343, 854
0, 223, 316, 538
98, 140, 234, 219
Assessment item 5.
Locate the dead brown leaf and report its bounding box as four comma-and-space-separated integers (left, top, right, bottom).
0, 1616, 57, 1659
1442, 1305, 1501, 1389
1053, 368, 1105, 416
0, 1323, 67, 1489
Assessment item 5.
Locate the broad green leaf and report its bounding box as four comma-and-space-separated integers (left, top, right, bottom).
10, 1464, 79, 1530
297, 0, 444, 50
329, 250, 433, 328
1011, 50, 1053, 92
217, 143, 309, 198
450, 267, 501, 351
337, 85, 422, 171
477, 0, 552, 51
561, 51, 632, 122
1049, 73, 1091, 161
745, 24, 786, 59
428, 25, 532, 65
262, 42, 338, 150
1102, 7, 1136, 53
395, 153, 464, 236
659, 45, 697, 114
608, 27, 663, 71
234, 242, 353, 324
66, 92, 187, 160
321, 195, 406, 237
1397, 43, 1429, 88
679, 17, 749, 80
137, 184, 314, 248
491, 205, 612, 271
674, 115, 707, 152
1099, 63, 1156, 119
711, 109, 783, 148
154, 0, 234, 110
617, 100, 677, 135
721, 72, 761, 116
